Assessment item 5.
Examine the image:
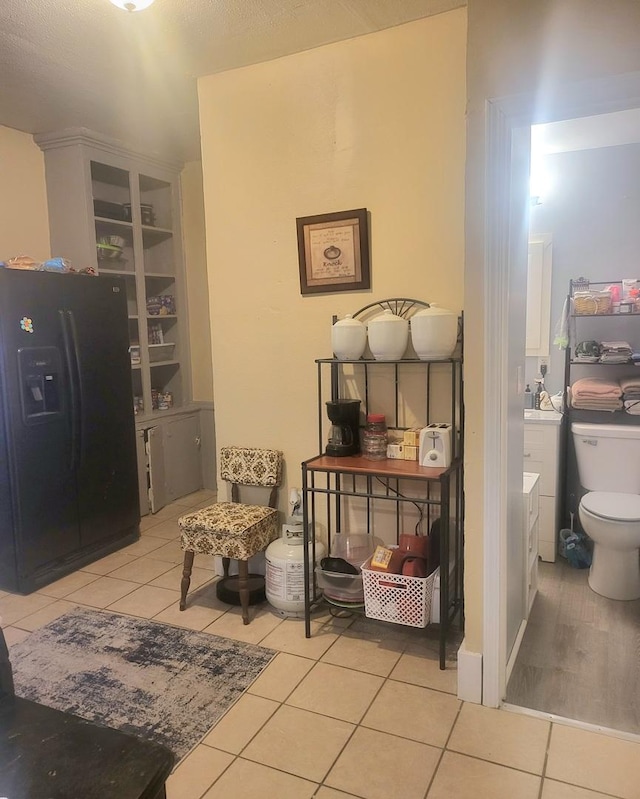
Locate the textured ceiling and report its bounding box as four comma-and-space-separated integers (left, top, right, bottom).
0, 0, 465, 162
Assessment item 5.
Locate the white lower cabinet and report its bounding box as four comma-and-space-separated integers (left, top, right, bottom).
523, 410, 563, 561
507, 471, 540, 674
138, 412, 203, 513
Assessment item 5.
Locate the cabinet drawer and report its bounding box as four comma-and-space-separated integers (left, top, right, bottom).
524, 423, 558, 451
522, 449, 557, 495
527, 515, 539, 559
523, 474, 539, 529
538, 495, 558, 562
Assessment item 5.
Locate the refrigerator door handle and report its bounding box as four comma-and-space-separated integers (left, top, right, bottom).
59, 310, 82, 471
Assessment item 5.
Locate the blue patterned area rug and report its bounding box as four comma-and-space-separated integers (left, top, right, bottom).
9, 607, 276, 759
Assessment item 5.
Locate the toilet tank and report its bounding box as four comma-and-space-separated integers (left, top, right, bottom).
572, 422, 640, 492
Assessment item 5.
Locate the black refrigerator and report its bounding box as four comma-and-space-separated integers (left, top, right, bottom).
0, 269, 140, 593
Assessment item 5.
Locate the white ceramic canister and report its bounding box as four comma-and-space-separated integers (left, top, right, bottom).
331, 314, 367, 360
367, 309, 409, 361
410, 304, 458, 360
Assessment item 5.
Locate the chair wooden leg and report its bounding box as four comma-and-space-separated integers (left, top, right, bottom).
179, 551, 195, 611
238, 559, 250, 625
222, 557, 231, 578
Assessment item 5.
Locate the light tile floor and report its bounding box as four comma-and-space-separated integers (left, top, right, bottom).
2, 490, 640, 799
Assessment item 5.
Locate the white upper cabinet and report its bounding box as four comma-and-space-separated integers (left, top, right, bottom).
35, 128, 192, 423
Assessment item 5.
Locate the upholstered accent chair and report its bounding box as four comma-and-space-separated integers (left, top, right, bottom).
178, 447, 283, 625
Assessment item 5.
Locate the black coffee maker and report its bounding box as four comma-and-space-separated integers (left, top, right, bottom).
326, 399, 361, 457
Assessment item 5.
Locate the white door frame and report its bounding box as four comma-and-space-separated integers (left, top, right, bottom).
482, 72, 640, 707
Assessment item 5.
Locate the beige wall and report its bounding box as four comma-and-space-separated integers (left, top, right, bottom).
464, 0, 640, 653
0, 126, 50, 262
181, 160, 214, 403
198, 11, 467, 502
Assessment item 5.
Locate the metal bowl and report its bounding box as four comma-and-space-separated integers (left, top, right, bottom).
96, 243, 123, 261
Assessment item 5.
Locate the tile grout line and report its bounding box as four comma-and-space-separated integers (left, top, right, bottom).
421, 694, 466, 798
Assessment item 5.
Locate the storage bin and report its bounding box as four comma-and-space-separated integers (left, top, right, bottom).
148, 343, 175, 362
315, 567, 364, 603
430, 567, 442, 623
93, 199, 124, 221
331, 532, 380, 567
573, 290, 612, 315
362, 560, 437, 628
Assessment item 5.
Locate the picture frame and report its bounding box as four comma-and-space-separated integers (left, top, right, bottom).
296, 208, 370, 295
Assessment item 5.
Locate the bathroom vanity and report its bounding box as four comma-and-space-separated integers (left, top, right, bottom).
524, 409, 563, 561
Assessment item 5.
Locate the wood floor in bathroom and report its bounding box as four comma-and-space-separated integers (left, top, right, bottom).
506, 558, 640, 735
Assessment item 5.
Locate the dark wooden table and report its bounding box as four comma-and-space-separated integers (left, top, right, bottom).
0, 695, 175, 798
0, 625, 174, 798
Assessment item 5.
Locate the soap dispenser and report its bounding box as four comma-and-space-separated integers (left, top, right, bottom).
534, 379, 543, 410
524, 384, 534, 410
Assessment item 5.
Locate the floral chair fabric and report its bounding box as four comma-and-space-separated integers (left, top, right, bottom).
219, 446, 282, 487
178, 503, 278, 560
177, 447, 283, 623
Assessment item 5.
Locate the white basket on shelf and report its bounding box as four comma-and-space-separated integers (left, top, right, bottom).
361, 560, 438, 628
148, 343, 175, 362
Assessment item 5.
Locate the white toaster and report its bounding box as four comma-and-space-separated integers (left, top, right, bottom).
419, 424, 452, 468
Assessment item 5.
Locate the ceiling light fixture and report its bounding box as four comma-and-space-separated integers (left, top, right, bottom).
109, 0, 155, 11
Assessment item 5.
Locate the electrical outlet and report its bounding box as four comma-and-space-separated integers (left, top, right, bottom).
537, 357, 548, 376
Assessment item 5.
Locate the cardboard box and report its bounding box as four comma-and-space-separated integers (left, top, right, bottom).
403, 445, 418, 461
403, 428, 422, 447
387, 443, 404, 459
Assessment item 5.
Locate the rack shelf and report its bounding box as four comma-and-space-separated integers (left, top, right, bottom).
565, 278, 640, 419
563, 278, 640, 529
302, 299, 464, 670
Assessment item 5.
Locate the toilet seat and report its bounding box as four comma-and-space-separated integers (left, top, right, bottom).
581, 491, 640, 522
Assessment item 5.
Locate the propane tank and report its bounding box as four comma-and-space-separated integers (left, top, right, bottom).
266, 522, 325, 618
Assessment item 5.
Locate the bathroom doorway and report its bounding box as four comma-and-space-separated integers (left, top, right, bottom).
505, 109, 640, 735
481, 70, 640, 737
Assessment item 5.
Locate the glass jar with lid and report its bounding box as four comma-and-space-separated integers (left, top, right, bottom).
362, 414, 388, 460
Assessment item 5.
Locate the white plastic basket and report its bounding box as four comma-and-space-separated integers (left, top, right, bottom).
361, 560, 437, 628
148, 343, 175, 363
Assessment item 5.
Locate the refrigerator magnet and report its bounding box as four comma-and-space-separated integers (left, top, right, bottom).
20, 317, 34, 333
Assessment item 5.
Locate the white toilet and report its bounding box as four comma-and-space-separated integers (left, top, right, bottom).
572, 422, 640, 600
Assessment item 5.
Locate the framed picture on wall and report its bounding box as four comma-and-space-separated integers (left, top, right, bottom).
296, 208, 370, 295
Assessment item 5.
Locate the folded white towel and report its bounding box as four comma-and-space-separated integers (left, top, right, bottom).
620, 376, 640, 392
601, 341, 632, 350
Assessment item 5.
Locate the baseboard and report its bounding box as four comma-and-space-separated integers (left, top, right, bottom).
457, 639, 483, 703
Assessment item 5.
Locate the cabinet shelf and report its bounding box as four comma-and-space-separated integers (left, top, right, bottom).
142, 227, 173, 246
566, 408, 639, 424
569, 360, 634, 366
99, 266, 135, 276
316, 355, 461, 365
145, 272, 176, 280
570, 312, 637, 319
94, 217, 133, 232
304, 454, 456, 481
